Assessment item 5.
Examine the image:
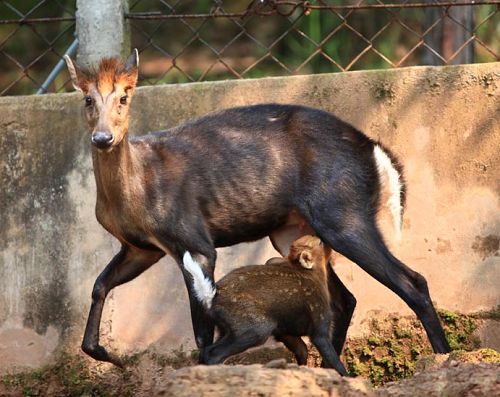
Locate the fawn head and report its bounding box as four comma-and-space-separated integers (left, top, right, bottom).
288, 235, 332, 271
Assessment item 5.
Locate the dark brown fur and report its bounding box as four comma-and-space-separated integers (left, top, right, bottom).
200, 236, 347, 375
64, 51, 450, 367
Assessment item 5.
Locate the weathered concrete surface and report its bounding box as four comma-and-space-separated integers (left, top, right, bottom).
0, 63, 498, 373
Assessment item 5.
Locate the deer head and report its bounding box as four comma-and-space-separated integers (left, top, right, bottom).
64, 50, 139, 151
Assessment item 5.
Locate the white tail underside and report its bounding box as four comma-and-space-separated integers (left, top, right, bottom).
373, 144, 403, 241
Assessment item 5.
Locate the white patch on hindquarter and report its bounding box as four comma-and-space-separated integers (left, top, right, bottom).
373, 144, 403, 241
183, 251, 216, 309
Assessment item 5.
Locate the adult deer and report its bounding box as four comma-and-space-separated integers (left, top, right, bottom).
64, 50, 450, 367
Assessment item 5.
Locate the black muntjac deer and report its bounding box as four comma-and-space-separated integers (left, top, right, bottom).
64, 50, 450, 367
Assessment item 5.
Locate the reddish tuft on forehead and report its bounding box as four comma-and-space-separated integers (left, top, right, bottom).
78, 57, 137, 95
97, 58, 121, 94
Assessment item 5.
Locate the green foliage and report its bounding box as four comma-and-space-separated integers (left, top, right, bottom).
0, 346, 204, 397
342, 310, 483, 385
449, 348, 500, 363
0, 353, 136, 397
0, 0, 75, 95
438, 309, 480, 351
2, 0, 498, 94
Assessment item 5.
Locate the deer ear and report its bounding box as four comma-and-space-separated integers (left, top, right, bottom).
299, 250, 314, 269
124, 48, 139, 73
64, 55, 83, 93
122, 49, 139, 89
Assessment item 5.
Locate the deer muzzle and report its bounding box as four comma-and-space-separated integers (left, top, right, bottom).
92, 131, 114, 149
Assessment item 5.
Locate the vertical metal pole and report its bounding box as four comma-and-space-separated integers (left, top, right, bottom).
37, 39, 78, 94
75, 0, 130, 68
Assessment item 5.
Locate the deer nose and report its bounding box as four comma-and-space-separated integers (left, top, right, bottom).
91, 131, 114, 149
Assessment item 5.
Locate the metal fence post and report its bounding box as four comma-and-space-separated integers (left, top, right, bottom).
75, 0, 130, 67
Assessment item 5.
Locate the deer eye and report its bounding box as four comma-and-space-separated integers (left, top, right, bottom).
84, 96, 93, 107
120, 95, 128, 105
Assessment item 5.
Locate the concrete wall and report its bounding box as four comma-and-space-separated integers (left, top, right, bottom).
0, 63, 498, 373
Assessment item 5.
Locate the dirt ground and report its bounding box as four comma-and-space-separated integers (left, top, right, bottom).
1, 310, 499, 397
0, 349, 498, 397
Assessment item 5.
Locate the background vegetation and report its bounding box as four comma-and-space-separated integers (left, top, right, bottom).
0, 0, 498, 94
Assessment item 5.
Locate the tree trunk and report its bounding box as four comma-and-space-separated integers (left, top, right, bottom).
422, 2, 474, 65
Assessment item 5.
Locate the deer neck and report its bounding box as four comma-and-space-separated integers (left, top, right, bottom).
92, 133, 142, 205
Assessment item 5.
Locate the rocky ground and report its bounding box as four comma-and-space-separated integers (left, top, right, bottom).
1, 310, 499, 396
1, 349, 498, 397
153, 353, 500, 397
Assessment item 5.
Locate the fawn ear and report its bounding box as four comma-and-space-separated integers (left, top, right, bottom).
299, 250, 314, 269
64, 55, 83, 93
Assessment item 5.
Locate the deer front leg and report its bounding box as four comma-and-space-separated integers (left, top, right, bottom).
82, 245, 164, 367
178, 249, 217, 350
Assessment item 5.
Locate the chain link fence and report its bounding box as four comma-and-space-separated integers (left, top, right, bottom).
0, 0, 498, 96
129, 0, 499, 85
0, 0, 76, 96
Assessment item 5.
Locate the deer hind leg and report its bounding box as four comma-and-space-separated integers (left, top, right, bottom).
305, 204, 450, 354
276, 335, 308, 365
311, 330, 348, 376
326, 265, 357, 355
82, 245, 164, 366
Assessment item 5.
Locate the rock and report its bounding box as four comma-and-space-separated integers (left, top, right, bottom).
415, 348, 500, 372
264, 358, 288, 369
160, 364, 374, 397
378, 363, 500, 397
